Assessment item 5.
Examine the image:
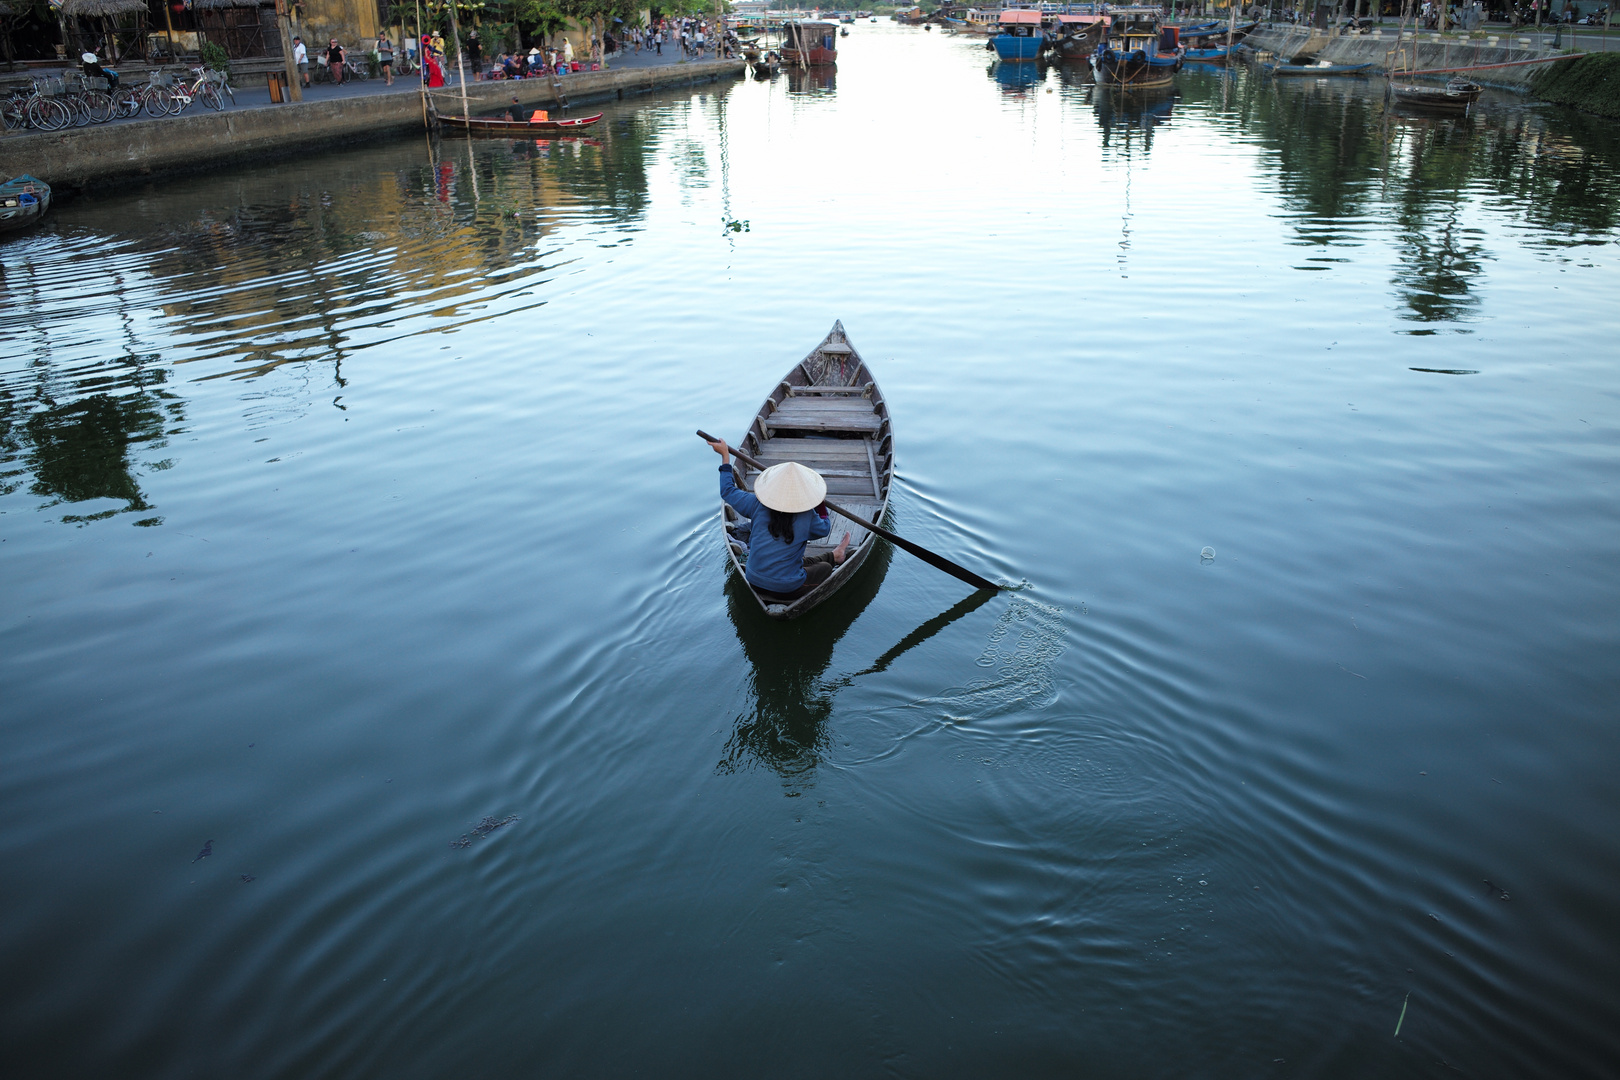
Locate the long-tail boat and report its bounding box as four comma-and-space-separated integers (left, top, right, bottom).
720, 322, 893, 619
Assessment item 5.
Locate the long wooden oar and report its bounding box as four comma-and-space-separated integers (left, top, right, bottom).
697, 430, 998, 593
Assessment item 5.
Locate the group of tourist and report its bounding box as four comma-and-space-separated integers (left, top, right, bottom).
289, 33, 400, 88
278, 15, 744, 97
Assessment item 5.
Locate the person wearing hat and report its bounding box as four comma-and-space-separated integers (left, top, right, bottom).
80, 52, 118, 91
709, 437, 850, 599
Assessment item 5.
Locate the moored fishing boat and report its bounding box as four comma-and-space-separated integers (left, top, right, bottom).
719, 321, 893, 619
782, 20, 838, 66
1387, 78, 1483, 114
435, 110, 603, 135
1093, 11, 1181, 89
991, 9, 1045, 62
1052, 13, 1109, 62
0, 175, 50, 236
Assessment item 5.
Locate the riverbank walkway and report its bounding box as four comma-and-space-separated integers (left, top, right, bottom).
3, 53, 746, 192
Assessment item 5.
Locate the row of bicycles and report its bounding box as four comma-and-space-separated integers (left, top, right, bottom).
2, 66, 235, 131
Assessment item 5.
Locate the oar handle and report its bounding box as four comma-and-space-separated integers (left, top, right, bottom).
696, 430, 999, 593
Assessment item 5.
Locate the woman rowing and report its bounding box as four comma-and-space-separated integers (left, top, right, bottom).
708, 437, 849, 600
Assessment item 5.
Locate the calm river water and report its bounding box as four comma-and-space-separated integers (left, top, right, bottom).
4, 25, 1619, 1079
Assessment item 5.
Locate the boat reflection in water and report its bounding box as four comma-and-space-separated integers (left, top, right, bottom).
991, 59, 1046, 95
1093, 87, 1176, 149
720, 543, 995, 783
785, 65, 837, 93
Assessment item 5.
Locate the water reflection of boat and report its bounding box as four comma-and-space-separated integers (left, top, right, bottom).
1093, 87, 1176, 146
721, 321, 892, 619
991, 8, 1045, 62
721, 555, 997, 782
1093, 12, 1181, 89
0, 175, 51, 236
1387, 79, 1483, 115
785, 66, 837, 93
992, 59, 1046, 93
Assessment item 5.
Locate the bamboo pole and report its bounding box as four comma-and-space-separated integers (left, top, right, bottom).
447, 0, 470, 120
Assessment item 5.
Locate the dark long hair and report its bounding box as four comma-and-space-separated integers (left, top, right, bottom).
767, 507, 798, 543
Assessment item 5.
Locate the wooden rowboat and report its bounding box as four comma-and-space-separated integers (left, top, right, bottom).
0, 175, 51, 236
722, 321, 893, 619
436, 111, 603, 135
1387, 79, 1483, 114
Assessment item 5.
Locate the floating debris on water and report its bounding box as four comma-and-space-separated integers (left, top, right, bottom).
1394, 992, 1410, 1037
193, 840, 213, 863
1484, 879, 1511, 901
451, 815, 519, 849
240, 874, 255, 883
1200, 547, 1215, 561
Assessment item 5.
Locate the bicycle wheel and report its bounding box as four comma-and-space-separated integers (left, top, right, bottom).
196, 83, 223, 111
142, 87, 171, 117
82, 90, 115, 123
112, 86, 140, 118
66, 96, 92, 126
165, 90, 190, 115
28, 97, 69, 131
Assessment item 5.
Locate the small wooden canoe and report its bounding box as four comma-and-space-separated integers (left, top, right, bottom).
1387, 79, 1482, 114
0, 175, 51, 236
722, 321, 894, 620
437, 111, 603, 135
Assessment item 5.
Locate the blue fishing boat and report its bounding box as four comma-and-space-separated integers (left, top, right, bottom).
1093, 12, 1181, 89
0, 175, 50, 236
991, 9, 1044, 62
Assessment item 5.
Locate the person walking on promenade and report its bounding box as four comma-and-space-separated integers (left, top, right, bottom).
293, 37, 309, 87
326, 39, 346, 84
376, 33, 394, 85
466, 30, 482, 79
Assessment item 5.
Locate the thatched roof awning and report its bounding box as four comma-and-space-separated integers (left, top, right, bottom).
58, 0, 149, 14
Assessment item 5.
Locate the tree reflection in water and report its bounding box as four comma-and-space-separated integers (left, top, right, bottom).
720, 541, 995, 785
1, 353, 181, 526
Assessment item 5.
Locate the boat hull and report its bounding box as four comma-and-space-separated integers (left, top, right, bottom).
1094, 50, 1180, 88
991, 33, 1045, 61
721, 321, 893, 620
1387, 81, 1482, 113
780, 46, 837, 66
0, 175, 50, 236
437, 112, 603, 135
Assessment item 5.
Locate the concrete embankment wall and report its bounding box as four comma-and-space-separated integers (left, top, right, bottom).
1243, 26, 1573, 90
2, 61, 745, 194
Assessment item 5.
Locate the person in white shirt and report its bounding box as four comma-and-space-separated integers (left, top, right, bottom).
293, 37, 309, 86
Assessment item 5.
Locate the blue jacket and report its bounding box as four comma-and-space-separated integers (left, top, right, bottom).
720, 463, 830, 592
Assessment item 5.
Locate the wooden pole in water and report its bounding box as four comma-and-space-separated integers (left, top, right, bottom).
447, 0, 470, 120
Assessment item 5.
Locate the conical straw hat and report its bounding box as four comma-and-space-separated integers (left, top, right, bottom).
752, 461, 826, 513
